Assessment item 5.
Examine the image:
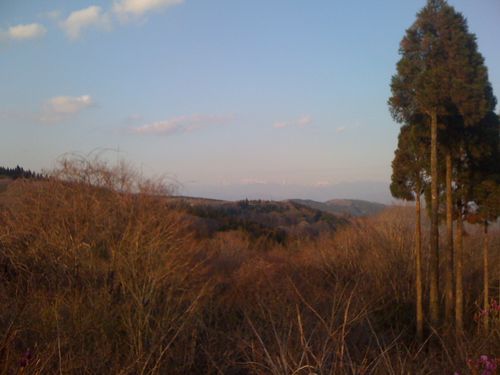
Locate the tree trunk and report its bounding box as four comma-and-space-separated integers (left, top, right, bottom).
430, 110, 440, 326
455, 206, 464, 335
415, 189, 424, 342
483, 221, 489, 332
444, 152, 454, 324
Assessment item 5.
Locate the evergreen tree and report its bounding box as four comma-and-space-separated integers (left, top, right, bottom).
390, 121, 429, 341
0, 165, 43, 179
448, 111, 499, 334
469, 112, 500, 332
389, 0, 494, 327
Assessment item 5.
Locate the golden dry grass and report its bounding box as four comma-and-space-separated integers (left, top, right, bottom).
0, 159, 498, 374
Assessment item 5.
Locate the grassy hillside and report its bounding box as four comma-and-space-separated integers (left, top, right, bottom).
0, 161, 498, 374
0, 177, 11, 194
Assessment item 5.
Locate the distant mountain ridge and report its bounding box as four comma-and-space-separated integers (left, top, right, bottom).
289, 198, 386, 217
165, 197, 349, 245
183, 181, 391, 203
167, 195, 386, 218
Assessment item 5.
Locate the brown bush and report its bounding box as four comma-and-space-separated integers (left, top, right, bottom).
0, 159, 498, 374
0, 158, 209, 374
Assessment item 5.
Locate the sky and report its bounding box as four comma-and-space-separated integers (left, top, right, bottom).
1, 0, 499, 203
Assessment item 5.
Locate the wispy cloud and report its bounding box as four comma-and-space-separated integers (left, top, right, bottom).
122, 114, 144, 126
40, 95, 95, 123
297, 115, 312, 127
273, 114, 313, 129
273, 121, 289, 129
60, 6, 110, 40
132, 114, 233, 136
113, 0, 184, 21
33, 0, 183, 41
336, 126, 346, 133
2, 23, 47, 41
1, 95, 95, 124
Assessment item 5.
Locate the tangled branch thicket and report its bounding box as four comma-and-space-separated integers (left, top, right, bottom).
0, 158, 499, 374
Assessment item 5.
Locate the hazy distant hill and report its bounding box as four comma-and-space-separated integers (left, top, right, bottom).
183, 181, 391, 203
166, 197, 381, 245
289, 198, 386, 217
168, 197, 348, 244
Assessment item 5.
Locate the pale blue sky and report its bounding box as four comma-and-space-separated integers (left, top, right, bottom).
1, 0, 499, 202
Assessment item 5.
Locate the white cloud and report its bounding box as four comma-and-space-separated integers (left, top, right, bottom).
45, 0, 183, 40
123, 114, 144, 126
40, 95, 94, 123
336, 126, 346, 133
113, 0, 183, 20
4, 23, 47, 40
273, 115, 313, 129
60, 6, 110, 40
296, 115, 312, 127
47, 95, 94, 114
132, 114, 232, 135
0, 96, 94, 124
273, 121, 288, 129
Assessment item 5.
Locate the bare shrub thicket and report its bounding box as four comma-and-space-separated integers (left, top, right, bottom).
0, 158, 209, 374
0, 159, 498, 374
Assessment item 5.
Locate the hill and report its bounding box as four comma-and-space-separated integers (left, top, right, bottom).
167, 197, 348, 244
165, 196, 385, 245
1, 165, 497, 374
289, 198, 386, 217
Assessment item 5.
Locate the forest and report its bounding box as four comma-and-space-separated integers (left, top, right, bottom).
0, 166, 44, 181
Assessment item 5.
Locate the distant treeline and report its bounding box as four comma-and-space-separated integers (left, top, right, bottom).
0, 166, 44, 179
172, 198, 345, 246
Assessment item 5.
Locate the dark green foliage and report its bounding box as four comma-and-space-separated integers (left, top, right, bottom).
390, 121, 429, 201
0, 165, 44, 180
448, 112, 500, 219
389, 0, 497, 227
389, 0, 494, 124
388, 0, 497, 329
470, 112, 500, 222
174, 199, 347, 245
291, 199, 386, 217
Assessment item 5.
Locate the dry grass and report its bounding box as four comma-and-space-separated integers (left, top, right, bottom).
0, 158, 498, 374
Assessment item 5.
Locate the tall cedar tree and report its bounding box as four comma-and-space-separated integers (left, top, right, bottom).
390, 121, 429, 341
440, 112, 466, 322
388, 0, 493, 326
448, 111, 498, 334
468, 112, 500, 332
